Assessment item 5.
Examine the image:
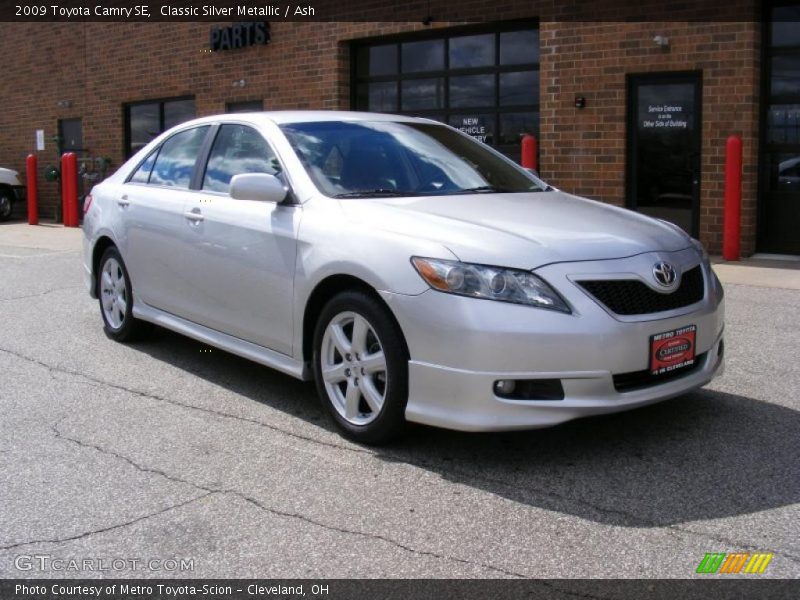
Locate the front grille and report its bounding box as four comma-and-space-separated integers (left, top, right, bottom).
577, 265, 704, 316
613, 352, 706, 393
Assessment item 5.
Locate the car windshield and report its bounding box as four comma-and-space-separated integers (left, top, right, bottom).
279, 120, 546, 198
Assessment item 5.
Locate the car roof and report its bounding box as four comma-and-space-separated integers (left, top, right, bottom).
179, 110, 437, 128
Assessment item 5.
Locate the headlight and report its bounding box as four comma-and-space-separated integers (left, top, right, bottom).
411, 257, 571, 313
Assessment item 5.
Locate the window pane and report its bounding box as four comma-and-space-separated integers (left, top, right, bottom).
449, 74, 495, 108
402, 39, 444, 73
771, 5, 800, 47
768, 153, 800, 191
129, 103, 159, 155
226, 100, 263, 113
449, 114, 495, 144
357, 44, 397, 77
164, 99, 195, 130
150, 126, 209, 188
449, 34, 494, 69
356, 82, 397, 112
500, 30, 539, 65
768, 104, 800, 144
401, 78, 444, 110
203, 125, 280, 193
499, 70, 539, 106
130, 148, 159, 183
771, 55, 800, 96
498, 112, 539, 145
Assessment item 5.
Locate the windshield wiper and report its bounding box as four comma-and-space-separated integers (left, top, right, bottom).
333, 189, 417, 198
453, 185, 512, 194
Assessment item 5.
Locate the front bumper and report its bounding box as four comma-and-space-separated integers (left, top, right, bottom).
381, 249, 725, 432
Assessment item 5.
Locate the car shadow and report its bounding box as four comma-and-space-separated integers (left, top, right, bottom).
133, 327, 799, 528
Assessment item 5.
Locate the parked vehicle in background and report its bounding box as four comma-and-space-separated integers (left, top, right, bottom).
0, 167, 25, 221
82, 111, 725, 444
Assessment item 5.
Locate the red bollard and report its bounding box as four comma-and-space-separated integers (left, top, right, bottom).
521, 134, 537, 171
61, 152, 79, 227
722, 135, 743, 261
26, 154, 38, 225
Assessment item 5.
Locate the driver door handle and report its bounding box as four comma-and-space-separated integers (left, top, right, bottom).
184, 209, 204, 223
117, 195, 130, 208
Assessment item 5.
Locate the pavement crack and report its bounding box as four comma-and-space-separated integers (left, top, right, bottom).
0, 493, 211, 551
0, 345, 363, 457
50, 418, 529, 578
0, 285, 82, 303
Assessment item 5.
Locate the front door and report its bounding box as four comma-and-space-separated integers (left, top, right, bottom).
760, 1, 800, 255
627, 72, 702, 237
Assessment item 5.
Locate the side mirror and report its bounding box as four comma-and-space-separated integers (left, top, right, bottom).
229, 173, 287, 203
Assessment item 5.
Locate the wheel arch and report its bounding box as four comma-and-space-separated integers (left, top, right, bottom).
302, 274, 409, 368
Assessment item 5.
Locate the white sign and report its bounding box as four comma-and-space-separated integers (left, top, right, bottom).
35, 129, 45, 151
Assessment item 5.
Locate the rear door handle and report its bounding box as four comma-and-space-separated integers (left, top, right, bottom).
184, 210, 204, 223
117, 195, 130, 208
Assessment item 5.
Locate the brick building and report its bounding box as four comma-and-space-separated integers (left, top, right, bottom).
1, 0, 798, 256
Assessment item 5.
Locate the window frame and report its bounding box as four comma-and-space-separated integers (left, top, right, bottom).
124, 124, 211, 190
123, 96, 196, 159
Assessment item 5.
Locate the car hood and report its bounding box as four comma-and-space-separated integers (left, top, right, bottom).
340, 191, 692, 269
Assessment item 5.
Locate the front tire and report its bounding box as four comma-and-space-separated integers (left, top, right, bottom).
313, 291, 408, 444
97, 247, 149, 342
0, 188, 13, 221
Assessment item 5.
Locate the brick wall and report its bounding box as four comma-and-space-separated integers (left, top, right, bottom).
0, 2, 761, 254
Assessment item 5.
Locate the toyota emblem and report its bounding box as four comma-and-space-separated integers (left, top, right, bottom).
652, 262, 678, 287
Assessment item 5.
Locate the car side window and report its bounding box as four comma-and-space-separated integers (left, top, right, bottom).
202, 124, 282, 194
129, 147, 160, 183
149, 126, 210, 188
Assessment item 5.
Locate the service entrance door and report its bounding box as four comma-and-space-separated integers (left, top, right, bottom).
627, 72, 702, 237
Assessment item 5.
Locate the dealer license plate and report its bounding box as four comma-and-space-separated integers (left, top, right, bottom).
650, 325, 697, 375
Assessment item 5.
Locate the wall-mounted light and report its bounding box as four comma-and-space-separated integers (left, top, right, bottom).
56, 100, 72, 108
574, 96, 586, 109
232, 79, 246, 88
653, 35, 670, 48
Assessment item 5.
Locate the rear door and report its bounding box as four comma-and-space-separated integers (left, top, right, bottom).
180, 123, 300, 355
120, 125, 211, 316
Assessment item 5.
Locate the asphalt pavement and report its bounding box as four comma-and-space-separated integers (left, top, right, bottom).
0, 222, 798, 579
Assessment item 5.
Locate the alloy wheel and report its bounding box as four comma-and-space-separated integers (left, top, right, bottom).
320, 311, 388, 426
100, 257, 127, 330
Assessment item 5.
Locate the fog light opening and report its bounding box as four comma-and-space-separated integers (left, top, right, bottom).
493, 379, 565, 401
493, 380, 516, 396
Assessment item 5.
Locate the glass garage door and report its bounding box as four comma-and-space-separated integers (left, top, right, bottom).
352, 24, 539, 163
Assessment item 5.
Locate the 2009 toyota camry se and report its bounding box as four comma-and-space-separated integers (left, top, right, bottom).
82, 111, 724, 443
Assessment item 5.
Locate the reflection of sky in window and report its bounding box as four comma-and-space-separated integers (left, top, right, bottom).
449, 34, 494, 68
499, 71, 539, 106
771, 5, 800, 47
450, 75, 495, 108
771, 55, 800, 96
164, 100, 196, 130
402, 78, 444, 110
769, 104, 800, 143
150, 127, 208, 188
402, 40, 444, 72
203, 125, 276, 193
130, 103, 159, 148
499, 30, 539, 65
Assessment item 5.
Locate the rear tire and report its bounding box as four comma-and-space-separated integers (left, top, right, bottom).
312, 290, 408, 444
97, 247, 149, 342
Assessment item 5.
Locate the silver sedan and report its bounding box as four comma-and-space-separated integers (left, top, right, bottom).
82, 112, 725, 443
